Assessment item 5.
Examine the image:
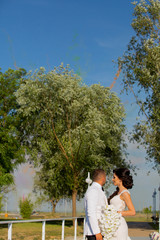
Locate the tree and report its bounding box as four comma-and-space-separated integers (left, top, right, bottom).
118, 0, 160, 170
0, 68, 27, 192
143, 206, 152, 219
16, 64, 130, 218
19, 196, 34, 219
34, 163, 71, 214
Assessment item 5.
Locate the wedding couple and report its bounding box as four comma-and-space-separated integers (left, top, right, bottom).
84, 168, 136, 240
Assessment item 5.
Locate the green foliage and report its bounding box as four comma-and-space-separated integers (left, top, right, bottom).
0, 68, 27, 191
19, 196, 33, 219
118, 0, 160, 170
34, 165, 70, 213
0, 166, 14, 190
16, 64, 131, 216
143, 206, 152, 214
0, 194, 3, 212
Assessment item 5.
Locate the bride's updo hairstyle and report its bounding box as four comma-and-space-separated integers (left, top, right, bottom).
113, 168, 133, 189
108, 168, 133, 204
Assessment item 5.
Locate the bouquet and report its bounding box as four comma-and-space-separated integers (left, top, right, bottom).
149, 231, 160, 240
98, 205, 121, 240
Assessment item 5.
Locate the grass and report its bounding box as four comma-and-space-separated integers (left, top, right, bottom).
0, 218, 84, 240
126, 213, 153, 222
0, 212, 156, 239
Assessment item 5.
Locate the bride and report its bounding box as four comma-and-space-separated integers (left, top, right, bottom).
108, 168, 136, 240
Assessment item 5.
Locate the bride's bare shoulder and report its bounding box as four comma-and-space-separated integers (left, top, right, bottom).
120, 191, 131, 201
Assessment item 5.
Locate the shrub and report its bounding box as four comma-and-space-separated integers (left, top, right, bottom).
19, 197, 33, 219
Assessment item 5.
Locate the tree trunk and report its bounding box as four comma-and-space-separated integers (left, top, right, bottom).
52, 203, 56, 214
50, 198, 58, 215
72, 189, 77, 227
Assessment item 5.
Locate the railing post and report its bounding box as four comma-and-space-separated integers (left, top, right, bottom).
8, 223, 12, 240
42, 221, 46, 240
83, 218, 86, 240
61, 219, 65, 240
0, 217, 85, 240
74, 218, 77, 240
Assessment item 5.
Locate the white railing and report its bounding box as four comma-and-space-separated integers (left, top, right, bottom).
0, 216, 86, 240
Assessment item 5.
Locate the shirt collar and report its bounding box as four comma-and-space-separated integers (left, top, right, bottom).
92, 181, 102, 189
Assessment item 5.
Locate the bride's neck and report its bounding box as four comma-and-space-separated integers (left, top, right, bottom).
118, 185, 126, 193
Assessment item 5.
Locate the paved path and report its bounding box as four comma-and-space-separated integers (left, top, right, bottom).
131, 238, 150, 240
128, 222, 153, 237
65, 222, 154, 240
65, 237, 150, 240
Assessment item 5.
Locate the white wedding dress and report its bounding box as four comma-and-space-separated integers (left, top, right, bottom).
110, 189, 131, 240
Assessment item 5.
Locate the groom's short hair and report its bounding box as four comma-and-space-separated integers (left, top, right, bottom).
92, 169, 106, 181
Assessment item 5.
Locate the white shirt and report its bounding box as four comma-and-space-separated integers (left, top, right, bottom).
84, 182, 108, 236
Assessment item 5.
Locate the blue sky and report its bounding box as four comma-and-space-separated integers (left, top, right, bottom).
0, 0, 134, 83
1, 0, 159, 211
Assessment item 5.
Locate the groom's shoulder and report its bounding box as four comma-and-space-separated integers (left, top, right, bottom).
89, 184, 98, 191
85, 184, 99, 195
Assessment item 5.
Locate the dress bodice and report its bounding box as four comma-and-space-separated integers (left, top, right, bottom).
110, 190, 130, 212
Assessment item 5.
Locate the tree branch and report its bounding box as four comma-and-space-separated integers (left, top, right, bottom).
76, 139, 83, 161
110, 65, 121, 89
50, 116, 74, 170
66, 113, 74, 161
125, 75, 150, 123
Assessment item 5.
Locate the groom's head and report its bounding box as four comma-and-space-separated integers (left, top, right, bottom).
92, 169, 106, 186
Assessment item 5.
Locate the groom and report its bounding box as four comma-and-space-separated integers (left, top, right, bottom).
84, 169, 108, 240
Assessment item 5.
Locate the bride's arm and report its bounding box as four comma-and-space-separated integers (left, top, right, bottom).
118, 192, 136, 216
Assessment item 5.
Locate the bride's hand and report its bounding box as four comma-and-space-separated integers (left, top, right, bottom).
117, 211, 122, 216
